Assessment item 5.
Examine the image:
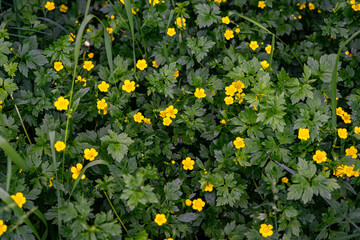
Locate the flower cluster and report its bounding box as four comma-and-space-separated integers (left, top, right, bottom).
71, 163, 86, 180
350, 0, 360, 11
224, 80, 246, 105
159, 105, 178, 126
334, 165, 360, 178
336, 107, 351, 124
75, 76, 87, 87
133, 112, 151, 124
97, 99, 108, 115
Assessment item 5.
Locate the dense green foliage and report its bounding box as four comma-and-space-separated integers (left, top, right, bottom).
1, 0, 360, 239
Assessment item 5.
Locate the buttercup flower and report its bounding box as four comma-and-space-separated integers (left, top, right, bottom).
136, 59, 148, 70
84, 148, 99, 161
313, 150, 327, 164
308, 3, 315, 10
175, 17, 186, 28
235, 27, 240, 33
174, 70, 179, 78
144, 118, 151, 124
336, 107, 344, 116
75, 76, 87, 87
54, 61, 63, 71
97, 99, 108, 115
258, 1, 266, 9
221, 119, 226, 124
224, 96, 234, 105
152, 61, 159, 68
106, 27, 113, 34
165, 105, 178, 119
222, 16, 230, 24
54, 141, 66, 152
49, 177, 54, 187
260, 60, 269, 70
59, 4, 68, 13
355, 127, 360, 134
11, 192, 26, 208
204, 183, 214, 192
259, 224, 273, 238
54, 96, 69, 111
88, 52, 94, 58
185, 199, 192, 206
154, 214, 167, 226
225, 85, 237, 96
282, 177, 289, 183
182, 157, 195, 170
122, 80, 136, 93
338, 128, 348, 139
45, 1, 55, 11
249, 41, 259, 50
83, 61, 94, 71
69, 33, 75, 42
134, 112, 144, 123
298, 128, 310, 141
353, 4, 360, 11
71, 163, 86, 180
194, 88, 206, 98
192, 198, 205, 211
265, 45, 272, 54
163, 117, 172, 126
346, 146, 358, 159
98, 81, 110, 92
342, 112, 351, 124
149, 0, 160, 6
224, 29, 234, 40
167, 28, 176, 37
232, 81, 245, 92
233, 137, 245, 149
0, 220, 7, 236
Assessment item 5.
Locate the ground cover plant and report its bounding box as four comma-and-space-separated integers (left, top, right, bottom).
0, 0, 360, 239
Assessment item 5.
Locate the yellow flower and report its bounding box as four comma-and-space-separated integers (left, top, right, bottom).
69, 33, 75, 42
163, 117, 172, 126
98, 81, 110, 92
232, 81, 245, 92
76, 76, 87, 87
282, 177, 289, 183
249, 41, 259, 50
336, 107, 344, 116
45, 1, 55, 11
346, 146, 358, 159
235, 27, 240, 33
342, 112, 351, 124
149, 0, 160, 6
233, 137, 245, 149
144, 118, 151, 124
154, 214, 167, 226
265, 45, 272, 54
174, 70, 179, 78
353, 4, 360, 11
204, 183, 214, 192
258, 1, 266, 9
152, 61, 159, 68
350, 0, 355, 4
259, 224, 273, 238
225, 85, 237, 96
313, 150, 327, 164
261, 60, 269, 69
54, 61, 63, 71
132, 7, 137, 15
298, 3, 306, 9
122, 80, 136, 93
235, 92, 246, 104
308, 3, 315, 10
136, 59, 148, 70
224, 29, 234, 40
182, 157, 195, 170
71, 163, 85, 180
222, 16, 230, 24
192, 198, 205, 211
194, 88, 206, 98
167, 28, 176, 37
59, 4, 68, 13
54, 141, 66, 152
0, 220, 7, 236
49, 177, 54, 187
97, 99, 108, 115
175, 17, 186, 28
214, 0, 222, 3
83, 61, 94, 71
11, 192, 26, 208
106, 27, 113, 34
355, 126, 360, 134
120, 0, 124, 4
171, 160, 175, 164
134, 112, 144, 123
298, 128, 310, 141
224, 96, 234, 105
54, 96, 69, 111
221, 119, 226, 124
185, 199, 192, 206
84, 148, 99, 161
338, 128, 348, 139
165, 105, 178, 119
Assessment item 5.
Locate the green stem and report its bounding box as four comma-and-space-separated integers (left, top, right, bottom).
10, 94, 32, 144
103, 190, 128, 234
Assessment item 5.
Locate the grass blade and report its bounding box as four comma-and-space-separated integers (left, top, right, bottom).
0, 135, 31, 171
36, 17, 69, 33
6, 157, 11, 192
68, 160, 109, 199
163, 9, 174, 64
124, 0, 136, 68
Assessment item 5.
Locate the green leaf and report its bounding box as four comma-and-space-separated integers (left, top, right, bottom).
178, 213, 198, 223
195, 4, 221, 28
0, 38, 11, 66
187, 37, 215, 62
164, 179, 183, 201
101, 130, 134, 162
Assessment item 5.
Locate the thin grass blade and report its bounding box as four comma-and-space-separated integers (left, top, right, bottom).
0, 135, 31, 171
